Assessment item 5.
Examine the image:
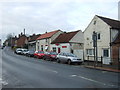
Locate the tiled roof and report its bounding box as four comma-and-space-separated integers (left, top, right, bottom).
37, 30, 61, 40
28, 34, 41, 42
51, 30, 79, 44
97, 15, 120, 29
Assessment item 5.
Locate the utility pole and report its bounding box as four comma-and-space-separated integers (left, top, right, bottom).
92, 31, 98, 67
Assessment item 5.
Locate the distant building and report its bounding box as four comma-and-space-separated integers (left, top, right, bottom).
16, 32, 28, 48
28, 34, 41, 51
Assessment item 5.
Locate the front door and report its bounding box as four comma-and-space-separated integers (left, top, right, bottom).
58, 48, 61, 53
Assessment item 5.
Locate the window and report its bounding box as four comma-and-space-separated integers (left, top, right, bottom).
94, 21, 96, 25
86, 49, 94, 56
41, 45, 43, 51
53, 47, 56, 52
103, 49, 109, 57
98, 33, 101, 40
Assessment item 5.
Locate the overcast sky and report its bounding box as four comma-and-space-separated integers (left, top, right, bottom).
0, 0, 119, 42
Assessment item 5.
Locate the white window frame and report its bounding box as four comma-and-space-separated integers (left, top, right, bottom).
86, 49, 94, 56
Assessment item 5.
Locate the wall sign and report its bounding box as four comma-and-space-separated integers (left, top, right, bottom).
62, 46, 67, 48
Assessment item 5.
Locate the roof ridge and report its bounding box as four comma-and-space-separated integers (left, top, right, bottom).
96, 15, 120, 22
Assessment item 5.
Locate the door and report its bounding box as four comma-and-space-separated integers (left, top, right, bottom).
58, 47, 61, 53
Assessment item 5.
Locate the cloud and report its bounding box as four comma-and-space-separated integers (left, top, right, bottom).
0, 0, 119, 42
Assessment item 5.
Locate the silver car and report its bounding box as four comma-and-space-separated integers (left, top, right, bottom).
56, 52, 83, 65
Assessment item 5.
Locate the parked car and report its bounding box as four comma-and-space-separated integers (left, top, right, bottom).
34, 50, 45, 59
21, 49, 29, 55
26, 50, 35, 57
56, 52, 83, 65
14, 48, 23, 55
43, 52, 58, 61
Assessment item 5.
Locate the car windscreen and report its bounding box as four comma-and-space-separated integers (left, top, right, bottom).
50, 52, 57, 55
38, 51, 44, 53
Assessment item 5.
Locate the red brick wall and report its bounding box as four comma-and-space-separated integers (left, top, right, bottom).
17, 35, 27, 48
112, 45, 120, 65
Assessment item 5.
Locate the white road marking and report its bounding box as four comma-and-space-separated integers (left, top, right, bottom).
77, 75, 116, 87
70, 75, 77, 77
52, 71, 58, 74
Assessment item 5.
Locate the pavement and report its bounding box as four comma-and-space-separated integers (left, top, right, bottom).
83, 61, 120, 73
1, 47, 120, 88
84, 65, 120, 73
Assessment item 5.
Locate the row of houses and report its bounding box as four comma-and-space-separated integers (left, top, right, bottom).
4, 15, 120, 65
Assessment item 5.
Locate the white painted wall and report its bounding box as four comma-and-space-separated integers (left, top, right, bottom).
36, 31, 62, 52
70, 30, 84, 44
84, 15, 111, 64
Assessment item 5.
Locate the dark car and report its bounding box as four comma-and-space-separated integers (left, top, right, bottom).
27, 50, 35, 57
34, 50, 45, 59
43, 52, 58, 61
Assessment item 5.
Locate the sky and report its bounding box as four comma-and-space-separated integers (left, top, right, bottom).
0, 0, 119, 43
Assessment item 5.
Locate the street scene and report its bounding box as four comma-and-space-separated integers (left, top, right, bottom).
1, 47, 119, 88
0, 0, 120, 89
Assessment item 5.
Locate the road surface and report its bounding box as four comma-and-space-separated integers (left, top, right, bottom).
1, 47, 120, 88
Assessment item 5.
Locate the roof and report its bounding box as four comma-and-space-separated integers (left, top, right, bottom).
51, 30, 79, 44
28, 34, 41, 42
37, 30, 61, 40
112, 32, 120, 45
97, 15, 120, 29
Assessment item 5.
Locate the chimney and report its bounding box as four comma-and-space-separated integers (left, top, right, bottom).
24, 28, 25, 35
21, 32, 23, 36
19, 34, 20, 37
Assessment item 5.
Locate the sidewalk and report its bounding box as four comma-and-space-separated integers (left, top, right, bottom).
84, 65, 120, 73
83, 61, 120, 73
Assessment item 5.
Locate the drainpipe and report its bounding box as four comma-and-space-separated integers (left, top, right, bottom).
110, 27, 112, 64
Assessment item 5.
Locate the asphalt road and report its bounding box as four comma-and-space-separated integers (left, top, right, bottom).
1, 47, 120, 88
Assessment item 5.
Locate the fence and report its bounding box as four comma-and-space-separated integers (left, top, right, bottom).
85, 56, 120, 69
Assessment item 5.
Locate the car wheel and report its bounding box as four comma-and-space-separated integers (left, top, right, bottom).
57, 58, 60, 63
37, 56, 39, 59
43, 57, 46, 60
68, 60, 72, 65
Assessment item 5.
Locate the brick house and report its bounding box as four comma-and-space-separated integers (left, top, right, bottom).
36, 30, 63, 52
111, 32, 120, 65
16, 33, 28, 48
51, 30, 84, 59
28, 34, 41, 51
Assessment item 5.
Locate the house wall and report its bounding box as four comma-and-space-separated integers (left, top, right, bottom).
70, 30, 84, 44
17, 36, 28, 48
36, 31, 62, 52
112, 45, 120, 65
84, 16, 111, 64
52, 43, 83, 59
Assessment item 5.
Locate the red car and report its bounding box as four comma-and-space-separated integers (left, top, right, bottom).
43, 52, 58, 61
34, 50, 45, 59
